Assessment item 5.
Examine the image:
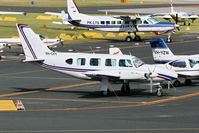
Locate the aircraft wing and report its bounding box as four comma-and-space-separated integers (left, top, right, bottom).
85, 69, 149, 80
113, 16, 140, 21
188, 15, 199, 20
0, 11, 27, 15
44, 12, 62, 16
85, 70, 120, 79
0, 38, 21, 46
152, 13, 172, 19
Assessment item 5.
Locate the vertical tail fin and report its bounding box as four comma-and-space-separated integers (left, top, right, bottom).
16, 24, 51, 62
67, 0, 81, 21
109, 47, 123, 55
170, 0, 174, 13
150, 37, 175, 63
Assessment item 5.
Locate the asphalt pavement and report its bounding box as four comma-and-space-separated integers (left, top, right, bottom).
0, 32, 199, 133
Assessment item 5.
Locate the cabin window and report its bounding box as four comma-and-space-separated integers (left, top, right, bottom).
106, 21, 110, 25
101, 21, 105, 24
133, 57, 145, 68
147, 18, 159, 24
144, 20, 148, 24
111, 21, 116, 24
169, 61, 186, 68
119, 59, 132, 67
105, 59, 117, 67
65, 58, 73, 65
90, 58, 101, 66
117, 21, 122, 24
77, 58, 86, 65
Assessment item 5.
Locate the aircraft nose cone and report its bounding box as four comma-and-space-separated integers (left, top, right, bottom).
157, 66, 178, 80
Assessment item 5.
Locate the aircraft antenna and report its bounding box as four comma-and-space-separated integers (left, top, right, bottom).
89, 46, 95, 54
109, 84, 121, 101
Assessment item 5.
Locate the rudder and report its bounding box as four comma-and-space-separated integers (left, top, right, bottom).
150, 37, 175, 63
16, 24, 51, 62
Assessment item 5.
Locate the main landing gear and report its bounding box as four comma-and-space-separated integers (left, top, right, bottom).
99, 79, 164, 97
173, 79, 192, 87
166, 32, 172, 43
121, 82, 131, 94
125, 32, 141, 42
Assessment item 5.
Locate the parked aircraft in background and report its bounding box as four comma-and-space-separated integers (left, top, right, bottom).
45, 0, 179, 43
0, 34, 63, 50
16, 24, 177, 96
150, 37, 199, 86
153, 0, 198, 25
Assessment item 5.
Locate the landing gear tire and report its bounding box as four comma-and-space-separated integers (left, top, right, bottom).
125, 36, 133, 42
156, 88, 163, 97
185, 79, 192, 86
134, 35, 141, 42
166, 38, 172, 43
173, 80, 181, 87
121, 84, 130, 94
100, 89, 110, 96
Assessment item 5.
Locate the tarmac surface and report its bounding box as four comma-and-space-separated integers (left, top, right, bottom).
0, 3, 199, 14
0, 33, 199, 132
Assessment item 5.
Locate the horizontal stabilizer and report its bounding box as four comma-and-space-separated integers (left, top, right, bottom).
44, 12, 62, 16
23, 59, 44, 62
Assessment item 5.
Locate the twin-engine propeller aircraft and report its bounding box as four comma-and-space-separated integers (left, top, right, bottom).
149, 37, 199, 86
0, 34, 64, 50
153, 0, 198, 25
16, 24, 177, 96
46, 0, 179, 43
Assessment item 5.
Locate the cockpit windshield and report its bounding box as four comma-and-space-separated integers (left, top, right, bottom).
147, 18, 159, 24
189, 59, 198, 68
39, 34, 45, 40
133, 57, 145, 68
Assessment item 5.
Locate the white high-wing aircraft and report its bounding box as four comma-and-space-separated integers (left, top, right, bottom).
150, 37, 199, 86
0, 34, 64, 50
153, 0, 198, 25
16, 24, 177, 96
0, 11, 27, 15
45, 0, 179, 42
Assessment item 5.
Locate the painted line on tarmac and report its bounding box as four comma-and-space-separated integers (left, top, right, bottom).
1, 127, 199, 132
8, 91, 199, 112
0, 69, 46, 77
8, 97, 142, 104
0, 82, 98, 97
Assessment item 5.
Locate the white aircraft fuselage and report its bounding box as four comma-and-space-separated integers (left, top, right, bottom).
41, 52, 177, 82
69, 14, 177, 33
